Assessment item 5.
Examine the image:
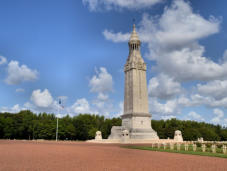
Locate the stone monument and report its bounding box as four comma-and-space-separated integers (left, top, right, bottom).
174, 130, 183, 142
108, 24, 159, 140
95, 131, 102, 140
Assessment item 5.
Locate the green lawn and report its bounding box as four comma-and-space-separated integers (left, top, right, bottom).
124, 145, 227, 158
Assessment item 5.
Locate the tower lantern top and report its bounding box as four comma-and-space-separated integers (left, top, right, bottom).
129, 24, 140, 43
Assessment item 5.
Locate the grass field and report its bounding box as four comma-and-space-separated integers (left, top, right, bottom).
125, 145, 227, 158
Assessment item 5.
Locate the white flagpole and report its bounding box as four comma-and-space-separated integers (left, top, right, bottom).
56, 100, 59, 141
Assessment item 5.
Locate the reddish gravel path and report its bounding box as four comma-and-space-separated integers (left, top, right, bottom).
0, 140, 226, 171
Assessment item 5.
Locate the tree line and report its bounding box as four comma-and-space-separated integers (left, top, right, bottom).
0, 110, 226, 141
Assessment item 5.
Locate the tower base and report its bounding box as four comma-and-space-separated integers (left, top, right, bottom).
129, 128, 159, 140
108, 126, 159, 140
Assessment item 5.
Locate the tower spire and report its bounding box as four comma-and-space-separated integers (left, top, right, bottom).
129, 23, 140, 42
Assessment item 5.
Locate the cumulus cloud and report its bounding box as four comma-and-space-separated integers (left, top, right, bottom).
187, 111, 204, 122
5, 60, 38, 85
149, 98, 180, 116
0, 104, 23, 113
89, 67, 113, 93
97, 93, 109, 101
173, 80, 227, 109
148, 74, 182, 99
103, 30, 130, 43
70, 98, 93, 114
89, 67, 114, 116
83, 0, 163, 11
0, 56, 7, 65
103, 0, 224, 82
31, 89, 53, 108
197, 80, 227, 100
211, 108, 224, 124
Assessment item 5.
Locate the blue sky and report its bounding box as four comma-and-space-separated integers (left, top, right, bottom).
0, 0, 227, 126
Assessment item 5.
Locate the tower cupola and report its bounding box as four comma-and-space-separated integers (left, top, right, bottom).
129, 24, 141, 52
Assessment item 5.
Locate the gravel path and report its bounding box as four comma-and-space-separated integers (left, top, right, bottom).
0, 140, 226, 171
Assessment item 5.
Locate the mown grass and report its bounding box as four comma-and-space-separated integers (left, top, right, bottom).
124, 145, 227, 158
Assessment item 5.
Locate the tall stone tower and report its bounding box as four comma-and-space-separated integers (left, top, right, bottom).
108, 24, 159, 140
121, 24, 159, 139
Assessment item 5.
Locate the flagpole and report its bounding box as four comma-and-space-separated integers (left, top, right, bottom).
56, 101, 59, 141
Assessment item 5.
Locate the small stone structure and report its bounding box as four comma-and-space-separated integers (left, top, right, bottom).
163, 143, 166, 150
177, 143, 181, 151
211, 144, 216, 153
184, 143, 189, 151
170, 143, 174, 150
193, 144, 197, 152
222, 145, 226, 154
121, 129, 129, 143
95, 131, 102, 140
174, 130, 183, 142
198, 137, 204, 143
202, 144, 206, 152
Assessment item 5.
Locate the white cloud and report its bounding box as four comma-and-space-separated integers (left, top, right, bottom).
16, 88, 25, 93
180, 94, 227, 108
31, 89, 53, 108
175, 80, 227, 108
187, 111, 204, 121
211, 108, 224, 124
89, 67, 113, 93
103, 0, 224, 82
70, 98, 93, 114
161, 115, 176, 120
148, 74, 182, 99
0, 56, 7, 65
88, 67, 114, 115
5, 60, 38, 85
149, 98, 180, 116
213, 108, 224, 118
97, 93, 109, 101
0, 104, 23, 113
83, 0, 163, 11
197, 80, 227, 100
103, 30, 130, 43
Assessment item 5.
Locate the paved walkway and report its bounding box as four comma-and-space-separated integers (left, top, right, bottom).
0, 140, 226, 171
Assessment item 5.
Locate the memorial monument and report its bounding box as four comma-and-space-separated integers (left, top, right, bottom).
88, 24, 185, 143
108, 24, 159, 141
